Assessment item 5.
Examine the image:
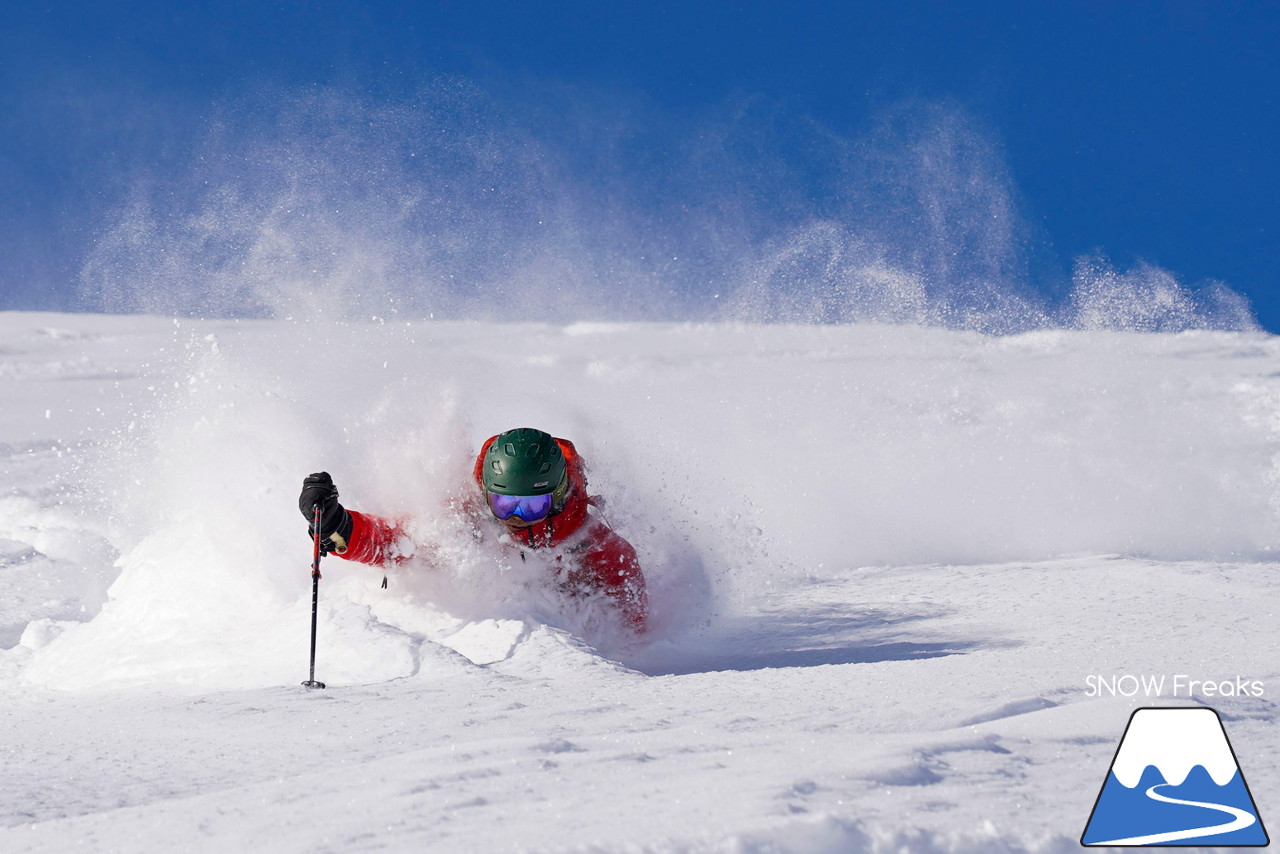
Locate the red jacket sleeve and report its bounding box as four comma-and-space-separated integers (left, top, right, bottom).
335, 510, 408, 567
572, 527, 649, 633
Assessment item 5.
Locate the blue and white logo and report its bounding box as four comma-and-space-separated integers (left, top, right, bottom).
1082, 707, 1269, 846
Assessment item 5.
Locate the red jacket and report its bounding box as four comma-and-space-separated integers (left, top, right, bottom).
335, 436, 648, 632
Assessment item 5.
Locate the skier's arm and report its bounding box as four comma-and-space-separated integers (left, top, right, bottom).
580, 531, 649, 633
340, 510, 409, 567
298, 473, 406, 567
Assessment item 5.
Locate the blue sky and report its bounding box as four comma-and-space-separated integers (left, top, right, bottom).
2, 1, 1277, 328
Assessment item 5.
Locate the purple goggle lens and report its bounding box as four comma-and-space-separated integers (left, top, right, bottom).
487, 492, 554, 523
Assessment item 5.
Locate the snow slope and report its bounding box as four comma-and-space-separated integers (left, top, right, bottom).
1, 311, 1277, 852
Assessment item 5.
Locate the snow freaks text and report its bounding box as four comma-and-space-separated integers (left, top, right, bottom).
1085, 675, 1266, 699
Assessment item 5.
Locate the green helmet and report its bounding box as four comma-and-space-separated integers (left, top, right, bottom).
482, 428, 567, 496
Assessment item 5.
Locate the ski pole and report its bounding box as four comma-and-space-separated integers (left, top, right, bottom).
302, 502, 326, 689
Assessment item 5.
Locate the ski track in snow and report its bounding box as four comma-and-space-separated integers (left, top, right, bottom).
1, 312, 1279, 853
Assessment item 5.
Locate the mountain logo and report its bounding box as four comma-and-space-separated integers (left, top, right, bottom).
1081, 707, 1269, 847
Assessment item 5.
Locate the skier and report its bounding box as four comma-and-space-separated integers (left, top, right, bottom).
298, 428, 648, 632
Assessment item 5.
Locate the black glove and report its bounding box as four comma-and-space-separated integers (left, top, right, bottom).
299, 472, 353, 554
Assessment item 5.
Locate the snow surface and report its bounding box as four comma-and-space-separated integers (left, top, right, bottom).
1, 311, 1278, 852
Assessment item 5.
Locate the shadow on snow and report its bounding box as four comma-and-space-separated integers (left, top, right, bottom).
626, 604, 995, 676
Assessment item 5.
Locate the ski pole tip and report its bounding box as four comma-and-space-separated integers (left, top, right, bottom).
301, 680, 326, 689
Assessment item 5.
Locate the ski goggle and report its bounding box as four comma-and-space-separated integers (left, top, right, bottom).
487, 492, 555, 523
